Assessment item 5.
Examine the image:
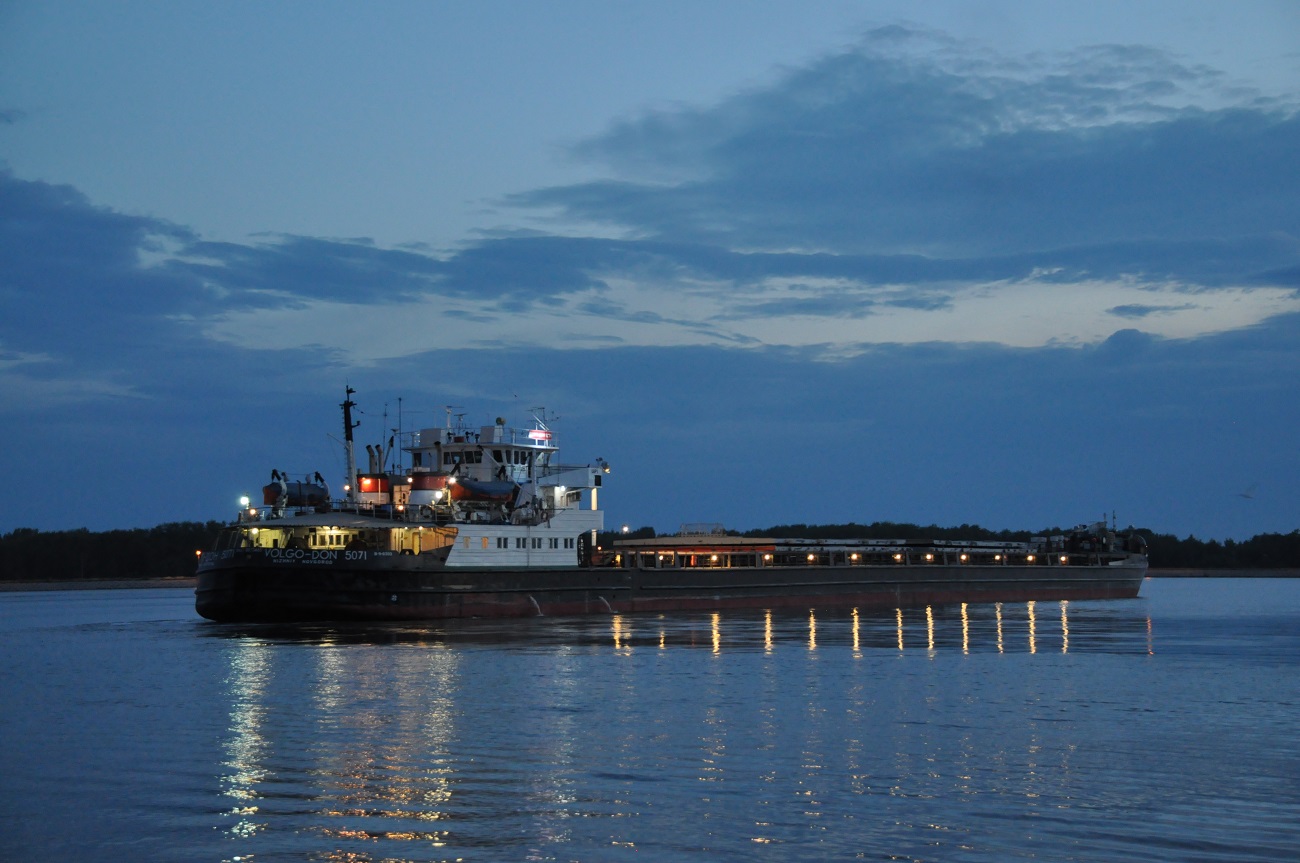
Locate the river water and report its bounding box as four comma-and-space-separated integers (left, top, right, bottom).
1, 578, 1297, 862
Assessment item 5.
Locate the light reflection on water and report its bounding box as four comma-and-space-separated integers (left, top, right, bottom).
2, 581, 1299, 862
198, 595, 1291, 862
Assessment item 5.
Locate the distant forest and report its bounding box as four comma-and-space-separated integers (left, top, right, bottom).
2, 521, 1297, 583
0, 522, 224, 583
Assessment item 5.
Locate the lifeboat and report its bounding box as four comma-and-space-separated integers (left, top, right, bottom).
449, 479, 518, 503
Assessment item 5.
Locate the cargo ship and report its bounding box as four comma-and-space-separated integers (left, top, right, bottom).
195, 390, 1147, 622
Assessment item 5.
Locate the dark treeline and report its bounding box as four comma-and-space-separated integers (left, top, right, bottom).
601, 523, 1300, 571
2, 520, 1298, 583
0, 522, 224, 583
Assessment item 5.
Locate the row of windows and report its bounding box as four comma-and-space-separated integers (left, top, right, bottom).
410, 449, 539, 467
462, 535, 576, 550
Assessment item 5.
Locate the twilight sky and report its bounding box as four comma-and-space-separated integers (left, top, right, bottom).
2, 1, 1298, 540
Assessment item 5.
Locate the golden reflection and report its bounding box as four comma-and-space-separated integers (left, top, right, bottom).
925, 605, 935, 652
711, 612, 721, 654
243, 642, 466, 854
611, 614, 628, 651
764, 610, 773, 654
961, 603, 969, 655
852, 608, 860, 655
808, 610, 817, 651
1060, 600, 1070, 654
895, 607, 904, 651
1147, 615, 1155, 655
312, 645, 350, 717
1027, 600, 1038, 654
222, 640, 271, 839
995, 602, 1004, 653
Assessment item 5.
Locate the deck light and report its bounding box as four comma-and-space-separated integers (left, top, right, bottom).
925, 553, 934, 562
239, 495, 250, 508
1027, 554, 1035, 562
960, 553, 968, 562
807, 553, 815, 562
893, 553, 903, 562
1060, 555, 1069, 564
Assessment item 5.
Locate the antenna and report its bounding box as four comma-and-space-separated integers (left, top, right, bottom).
530, 406, 559, 429
340, 386, 360, 503
392, 396, 403, 473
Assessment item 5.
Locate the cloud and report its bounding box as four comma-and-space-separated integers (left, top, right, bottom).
7, 20, 1300, 387
2, 29, 1299, 540
513, 28, 1299, 278
0, 170, 202, 394
1108, 303, 1198, 319
166, 235, 443, 308
0, 170, 363, 409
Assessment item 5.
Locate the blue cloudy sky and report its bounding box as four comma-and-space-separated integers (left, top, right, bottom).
2, 1, 1298, 540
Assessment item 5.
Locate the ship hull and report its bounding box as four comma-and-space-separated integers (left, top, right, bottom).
195, 560, 1146, 622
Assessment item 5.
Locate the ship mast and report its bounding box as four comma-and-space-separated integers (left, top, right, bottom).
341, 386, 360, 503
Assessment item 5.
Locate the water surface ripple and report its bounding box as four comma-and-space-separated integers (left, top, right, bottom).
2, 578, 1298, 861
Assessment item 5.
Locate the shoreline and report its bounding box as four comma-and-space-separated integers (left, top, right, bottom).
2, 569, 1299, 593
1149, 568, 1300, 578
0, 577, 197, 592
